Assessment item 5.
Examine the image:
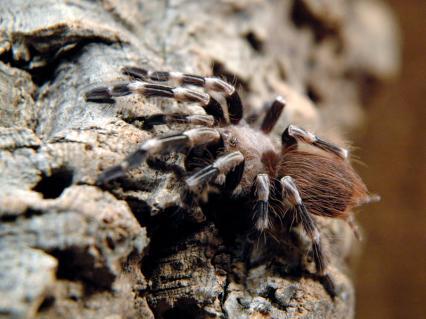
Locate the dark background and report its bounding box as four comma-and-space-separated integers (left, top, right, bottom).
354, 1, 426, 318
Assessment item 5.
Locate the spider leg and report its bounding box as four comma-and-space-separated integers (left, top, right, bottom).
280, 176, 336, 297
97, 127, 221, 184
253, 174, 271, 232
281, 176, 323, 270
281, 125, 348, 159
85, 82, 226, 124
223, 158, 245, 193
122, 67, 243, 124
126, 113, 215, 129
260, 96, 286, 134
185, 151, 245, 193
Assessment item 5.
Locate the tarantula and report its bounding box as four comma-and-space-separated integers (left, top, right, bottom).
85, 67, 377, 295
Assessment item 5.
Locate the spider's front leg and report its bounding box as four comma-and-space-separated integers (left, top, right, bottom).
280, 175, 336, 297
96, 127, 221, 184
122, 66, 243, 124
85, 81, 226, 124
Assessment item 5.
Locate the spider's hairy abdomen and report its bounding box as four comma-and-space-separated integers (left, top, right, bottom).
278, 150, 368, 218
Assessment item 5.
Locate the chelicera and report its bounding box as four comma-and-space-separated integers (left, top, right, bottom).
85, 67, 378, 296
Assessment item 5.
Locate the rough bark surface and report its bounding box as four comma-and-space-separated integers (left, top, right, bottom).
0, 1, 398, 319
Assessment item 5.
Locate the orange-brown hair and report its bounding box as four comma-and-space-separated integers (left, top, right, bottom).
279, 150, 368, 218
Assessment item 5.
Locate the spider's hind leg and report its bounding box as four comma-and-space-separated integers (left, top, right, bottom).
280, 175, 337, 298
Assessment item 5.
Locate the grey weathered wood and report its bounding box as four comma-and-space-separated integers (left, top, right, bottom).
0, 0, 398, 318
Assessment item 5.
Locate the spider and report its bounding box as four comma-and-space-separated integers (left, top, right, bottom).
85, 66, 378, 296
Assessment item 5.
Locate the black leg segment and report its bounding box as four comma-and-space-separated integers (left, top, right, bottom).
224, 160, 245, 193
260, 96, 286, 134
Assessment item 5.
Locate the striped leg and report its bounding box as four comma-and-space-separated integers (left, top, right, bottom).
97, 128, 221, 184
85, 82, 226, 124
253, 174, 271, 232
281, 125, 348, 159
185, 151, 245, 193
122, 67, 243, 124
281, 176, 336, 297
126, 113, 215, 129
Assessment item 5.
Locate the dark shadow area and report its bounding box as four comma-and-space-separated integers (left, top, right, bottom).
290, 1, 339, 43
212, 60, 249, 91
49, 247, 115, 291
33, 168, 74, 199
37, 295, 55, 313
163, 303, 201, 319
244, 31, 264, 53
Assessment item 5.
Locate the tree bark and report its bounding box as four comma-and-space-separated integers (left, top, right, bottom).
0, 1, 399, 318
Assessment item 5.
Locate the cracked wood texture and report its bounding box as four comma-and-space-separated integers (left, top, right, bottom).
0, 1, 399, 319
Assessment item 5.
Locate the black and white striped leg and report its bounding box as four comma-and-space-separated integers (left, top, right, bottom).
185, 151, 245, 193
126, 113, 215, 129
281, 125, 348, 159
97, 128, 221, 184
281, 176, 336, 296
122, 66, 243, 124
85, 82, 226, 124
253, 174, 271, 232
260, 96, 286, 134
